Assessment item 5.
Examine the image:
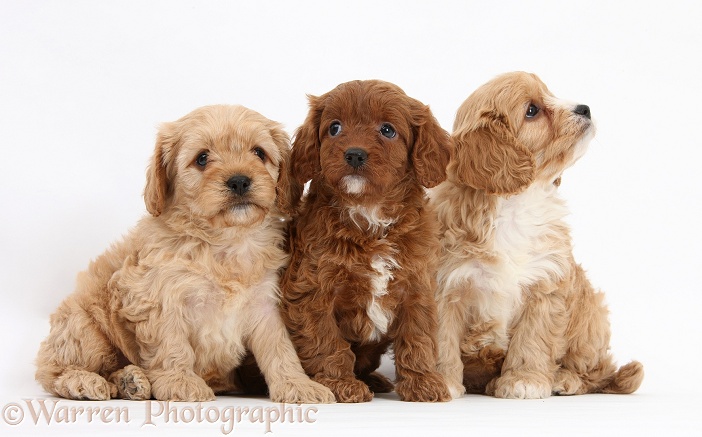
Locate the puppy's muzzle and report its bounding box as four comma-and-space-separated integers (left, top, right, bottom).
226, 175, 252, 196
574, 104, 591, 120
345, 148, 368, 169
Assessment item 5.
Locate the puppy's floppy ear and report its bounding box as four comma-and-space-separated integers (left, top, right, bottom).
409, 100, 452, 188
144, 122, 179, 216
292, 95, 324, 184
287, 94, 324, 211
450, 111, 534, 195
265, 120, 296, 215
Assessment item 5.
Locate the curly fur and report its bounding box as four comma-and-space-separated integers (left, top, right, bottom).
430, 72, 644, 399
35, 105, 335, 403
281, 80, 453, 402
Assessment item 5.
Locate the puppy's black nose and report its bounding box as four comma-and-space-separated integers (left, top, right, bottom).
226, 175, 251, 196
574, 104, 591, 119
344, 148, 368, 169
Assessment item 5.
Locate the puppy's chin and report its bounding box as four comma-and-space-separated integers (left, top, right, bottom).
579, 122, 595, 146
213, 203, 268, 228
340, 175, 367, 195
569, 123, 596, 166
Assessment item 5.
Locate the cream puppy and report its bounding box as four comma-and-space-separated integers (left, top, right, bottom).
431, 72, 643, 399
36, 105, 335, 403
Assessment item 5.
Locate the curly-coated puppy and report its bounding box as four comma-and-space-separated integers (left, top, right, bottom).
35, 105, 335, 403
281, 80, 452, 403
430, 72, 644, 399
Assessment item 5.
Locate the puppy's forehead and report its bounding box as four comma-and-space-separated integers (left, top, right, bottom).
179, 106, 282, 162
481, 73, 550, 106
197, 122, 270, 149
320, 80, 412, 125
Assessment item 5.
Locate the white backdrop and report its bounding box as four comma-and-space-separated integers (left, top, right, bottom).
1, 1, 701, 436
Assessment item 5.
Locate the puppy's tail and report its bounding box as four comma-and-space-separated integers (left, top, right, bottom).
600, 360, 644, 394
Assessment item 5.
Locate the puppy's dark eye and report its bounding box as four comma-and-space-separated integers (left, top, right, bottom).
380, 123, 396, 139
253, 146, 266, 162
526, 104, 540, 118
195, 152, 208, 167
329, 121, 342, 137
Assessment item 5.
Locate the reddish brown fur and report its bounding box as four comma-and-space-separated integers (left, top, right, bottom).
281, 80, 452, 402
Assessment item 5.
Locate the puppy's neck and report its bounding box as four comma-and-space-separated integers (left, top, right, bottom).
433, 180, 566, 246
308, 177, 424, 237
157, 207, 281, 246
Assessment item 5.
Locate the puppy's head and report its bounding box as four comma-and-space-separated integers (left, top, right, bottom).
144, 105, 292, 227
449, 71, 595, 195
290, 80, 451, 205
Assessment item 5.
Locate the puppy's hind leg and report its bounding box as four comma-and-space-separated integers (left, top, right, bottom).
353, 340, 394, 394
555, 266, 643, 395
461, 345, 505, 395
232, 351, 268, 396
36, 299, 120, 400
108, 365, 151, 400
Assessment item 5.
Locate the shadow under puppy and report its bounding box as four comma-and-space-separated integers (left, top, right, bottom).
35, 105, 335, 403
281, 80, 452, 402
430, 72, 644, 399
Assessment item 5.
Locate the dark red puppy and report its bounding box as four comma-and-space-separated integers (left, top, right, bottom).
281, 80, 452, 402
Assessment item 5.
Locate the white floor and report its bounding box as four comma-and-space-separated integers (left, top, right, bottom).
1, 325, 699, 437
3, 390, 696, 437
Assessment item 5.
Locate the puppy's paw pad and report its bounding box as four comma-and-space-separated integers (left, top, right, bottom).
360, 372, 394, 394
152, 373, 215, 402
491, 372, 551, 399
270, 379, 336, 404
314, 376, 373, 403
110, 365, 152, 400
396, 372, 451, 402
54, 370, 113, 400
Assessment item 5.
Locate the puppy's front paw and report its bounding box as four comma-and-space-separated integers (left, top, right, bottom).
151, 372, 215, 402
437, 364, 466, 399
109, 365, 151, 400
313, 375, 373, 403
489, 371, 551, 399
53, 369, 116, 400
396, 371, 451, 402
447, 380, 466, 399
269, 378, 336, 404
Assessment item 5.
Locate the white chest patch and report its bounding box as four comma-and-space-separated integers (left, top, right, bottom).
366, 254, 400, 341
440, 184, 570, 347
347, 205, 396, 234
491, 184, 569, 288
